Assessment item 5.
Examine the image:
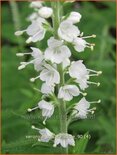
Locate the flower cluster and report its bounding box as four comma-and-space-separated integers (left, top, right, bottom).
15, 1, 102, 149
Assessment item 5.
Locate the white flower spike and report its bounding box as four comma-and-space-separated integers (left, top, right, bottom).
44, 37, 71, 64
58, 85, 80, 101
16, 1, 102, 150
53, 133, 75, 148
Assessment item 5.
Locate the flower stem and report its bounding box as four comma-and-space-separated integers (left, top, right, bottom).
51, 1, 68, 154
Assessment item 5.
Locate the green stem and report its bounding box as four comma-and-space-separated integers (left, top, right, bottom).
9, 0, 24, 51
51, 1, 68, 154
99, 25, 108, 61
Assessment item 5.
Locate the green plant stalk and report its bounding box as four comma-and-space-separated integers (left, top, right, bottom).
51, 1, 68, 154
9, 0, 24, 51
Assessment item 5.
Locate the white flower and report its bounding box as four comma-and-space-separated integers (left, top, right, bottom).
44, 37, 71, 64
69, 60, 88, 79
58, 85, 80, 101
17, 47, 44, 71
76, 78, 89, 90
73, 97, 90, 119
58, 20, 80, 42
40, 64, 60, 85
41, 83, 54, 95
73, 37, 87, 52
53, 133, 75, 148
31, 47, 44, 71
69, 60, 89, 90
15, 17, 46, 43
38, 100, 54, 124
30, 2, 43, 8
39, 128, 54, 142
38, 7, 53, 18
67, 11, 82, 24
26, 17, 46, 43
32, 126, 54, 142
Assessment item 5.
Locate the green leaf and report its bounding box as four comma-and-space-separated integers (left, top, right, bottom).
73, 132, 89, 153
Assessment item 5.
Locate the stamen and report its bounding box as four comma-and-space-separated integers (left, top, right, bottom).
18, 61, 33, 70
86, 43, 95, 51
15, 30, 26, 36
30, 75, 40, 82
26, 37, 32, 44
90, 99, 101, 104
33, 87, 41, 92
31, 125, 40, 131
16, 52, 31, 57
87, 69, 102, 75
16, 53, 24, 57
43, 117, 47, 125
80, 32, 84, 37
18, 65, 26, 70
87, 81, 100, 86
80, 91, 87, 96
88, 107, 96, 114
27, 106, 39, 112
82, 34, 96, 39
20, 62, 27, 65
89, 73, 102, 77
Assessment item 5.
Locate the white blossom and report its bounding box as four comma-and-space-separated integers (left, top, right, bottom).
38, 7, 53, 18
53, 133, 75, 148
73, 37, 87, 52
73, 97, 90, 119
41, 83, 54, 95
44, 37, 71, 64
26, 17, 46, 43
69, 61, 102, 90
31, 47, 44, 71
58, 85, 80, 101
17, 47, 44, 71
67, 11, 82, 24
15, 17, 46, 43
40, 64, 60, 85
32, 126, 54, 142
58, 20, 80, 42
73, 97, 99, 119
69, 60, 89, 90
38, 100, 54, 124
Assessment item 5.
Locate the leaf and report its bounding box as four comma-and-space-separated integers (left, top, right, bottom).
73, 132, 89, 153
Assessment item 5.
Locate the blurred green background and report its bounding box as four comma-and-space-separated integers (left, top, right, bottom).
1, 1, 116, 154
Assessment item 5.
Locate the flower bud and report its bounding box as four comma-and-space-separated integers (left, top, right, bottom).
38, 7, 53, 19
67, 12, 82, 24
